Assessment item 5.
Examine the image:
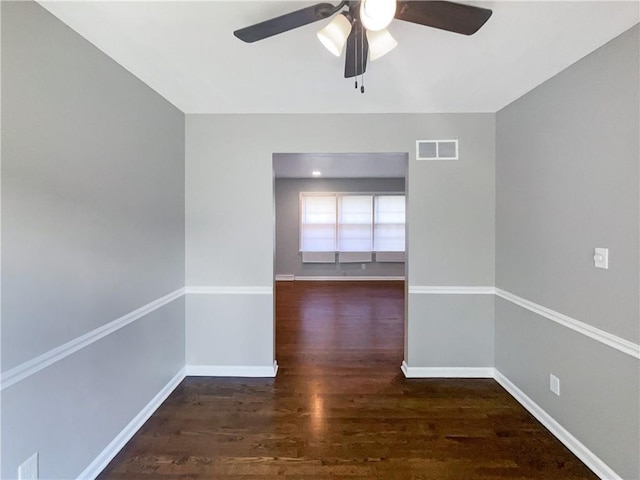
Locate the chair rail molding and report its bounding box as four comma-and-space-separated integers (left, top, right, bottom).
407, 285, 639, 359
494, 288, 640, 359
0, 287, 186, 391
185, 286, 273, 295
408, 285, 494, 294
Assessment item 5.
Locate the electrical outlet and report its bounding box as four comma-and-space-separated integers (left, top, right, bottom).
594, 247, 609, 269
18, 452, 38, 480
361, 263, 366, 270
550, 374, 561, 396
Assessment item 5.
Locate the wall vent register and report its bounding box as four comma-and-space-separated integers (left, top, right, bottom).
416, 139, 459, 160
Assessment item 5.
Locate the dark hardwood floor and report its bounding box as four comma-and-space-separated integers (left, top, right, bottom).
98, 281, 598, 479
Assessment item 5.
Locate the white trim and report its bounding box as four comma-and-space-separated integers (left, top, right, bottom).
495, 288, 640, 360
185, 286, 273, 295
493, 370, 622, 480
186, 361, 278, 378
409, 285, 495, 295
406, 286, 639, 359
77, 367, 186, 480
275, 274, 295, 281
0, 288, 185, 391
401, 361, 494, 378
400, 364, 623, 478
294, 276, 405, 281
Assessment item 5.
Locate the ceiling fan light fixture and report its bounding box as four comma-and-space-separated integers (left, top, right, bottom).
366, 28, 398, 61
317, 13, 352, 56
359, 0, 396, 32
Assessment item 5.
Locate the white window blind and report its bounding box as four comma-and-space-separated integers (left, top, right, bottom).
300, 195, 336, 252
374, 195, 405, 252
338, 251, 373, 263
300, 193, 405, 258
338, 195, 373, 252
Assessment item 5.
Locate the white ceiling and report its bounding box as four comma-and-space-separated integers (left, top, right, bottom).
273, 152, 407, 178
39, 1, 639, 114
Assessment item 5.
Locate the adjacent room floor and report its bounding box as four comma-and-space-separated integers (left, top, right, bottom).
98, 281, 598, 479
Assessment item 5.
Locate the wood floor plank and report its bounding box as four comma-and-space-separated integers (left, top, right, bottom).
97, 281, 598, 479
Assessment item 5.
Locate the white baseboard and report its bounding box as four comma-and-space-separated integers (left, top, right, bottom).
401, 361, 494, 378
76, 362, 620, 480
186, 361, 278, 377
275, 274, 295, 281
493, 370, 622, 480
401, 363, 622, 478
77, 361, 278, 478
77, 367, 186, 480
294, 276, 405, 281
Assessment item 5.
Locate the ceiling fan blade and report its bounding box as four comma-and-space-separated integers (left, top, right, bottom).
344, 21, 368, 78
234, 3, 340, 43
395, 1, 492, 36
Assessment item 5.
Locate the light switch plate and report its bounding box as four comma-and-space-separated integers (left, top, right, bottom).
594, 247, 609, 269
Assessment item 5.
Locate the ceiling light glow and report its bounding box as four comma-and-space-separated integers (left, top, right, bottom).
360, 0, 396, 32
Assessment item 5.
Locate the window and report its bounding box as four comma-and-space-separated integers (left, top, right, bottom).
338, 195, 373, 252
374, 195, 405, 252
300, 195, 336, 252
300, 192, 405, 257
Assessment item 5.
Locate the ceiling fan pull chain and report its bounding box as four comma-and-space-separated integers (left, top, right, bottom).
354, 23, 358, 89
360, 25, 365, 94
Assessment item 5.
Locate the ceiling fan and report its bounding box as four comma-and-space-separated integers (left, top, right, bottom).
234, 1, 492, 89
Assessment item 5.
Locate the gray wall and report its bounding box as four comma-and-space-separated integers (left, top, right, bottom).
275, 177, 406, 278
1, 2, 185, 478
496, 25, 639, 479
186, 113, 495, 368
4, 2, 636, 479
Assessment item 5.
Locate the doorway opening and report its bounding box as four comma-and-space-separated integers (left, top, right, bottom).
272, 152, 408, 373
